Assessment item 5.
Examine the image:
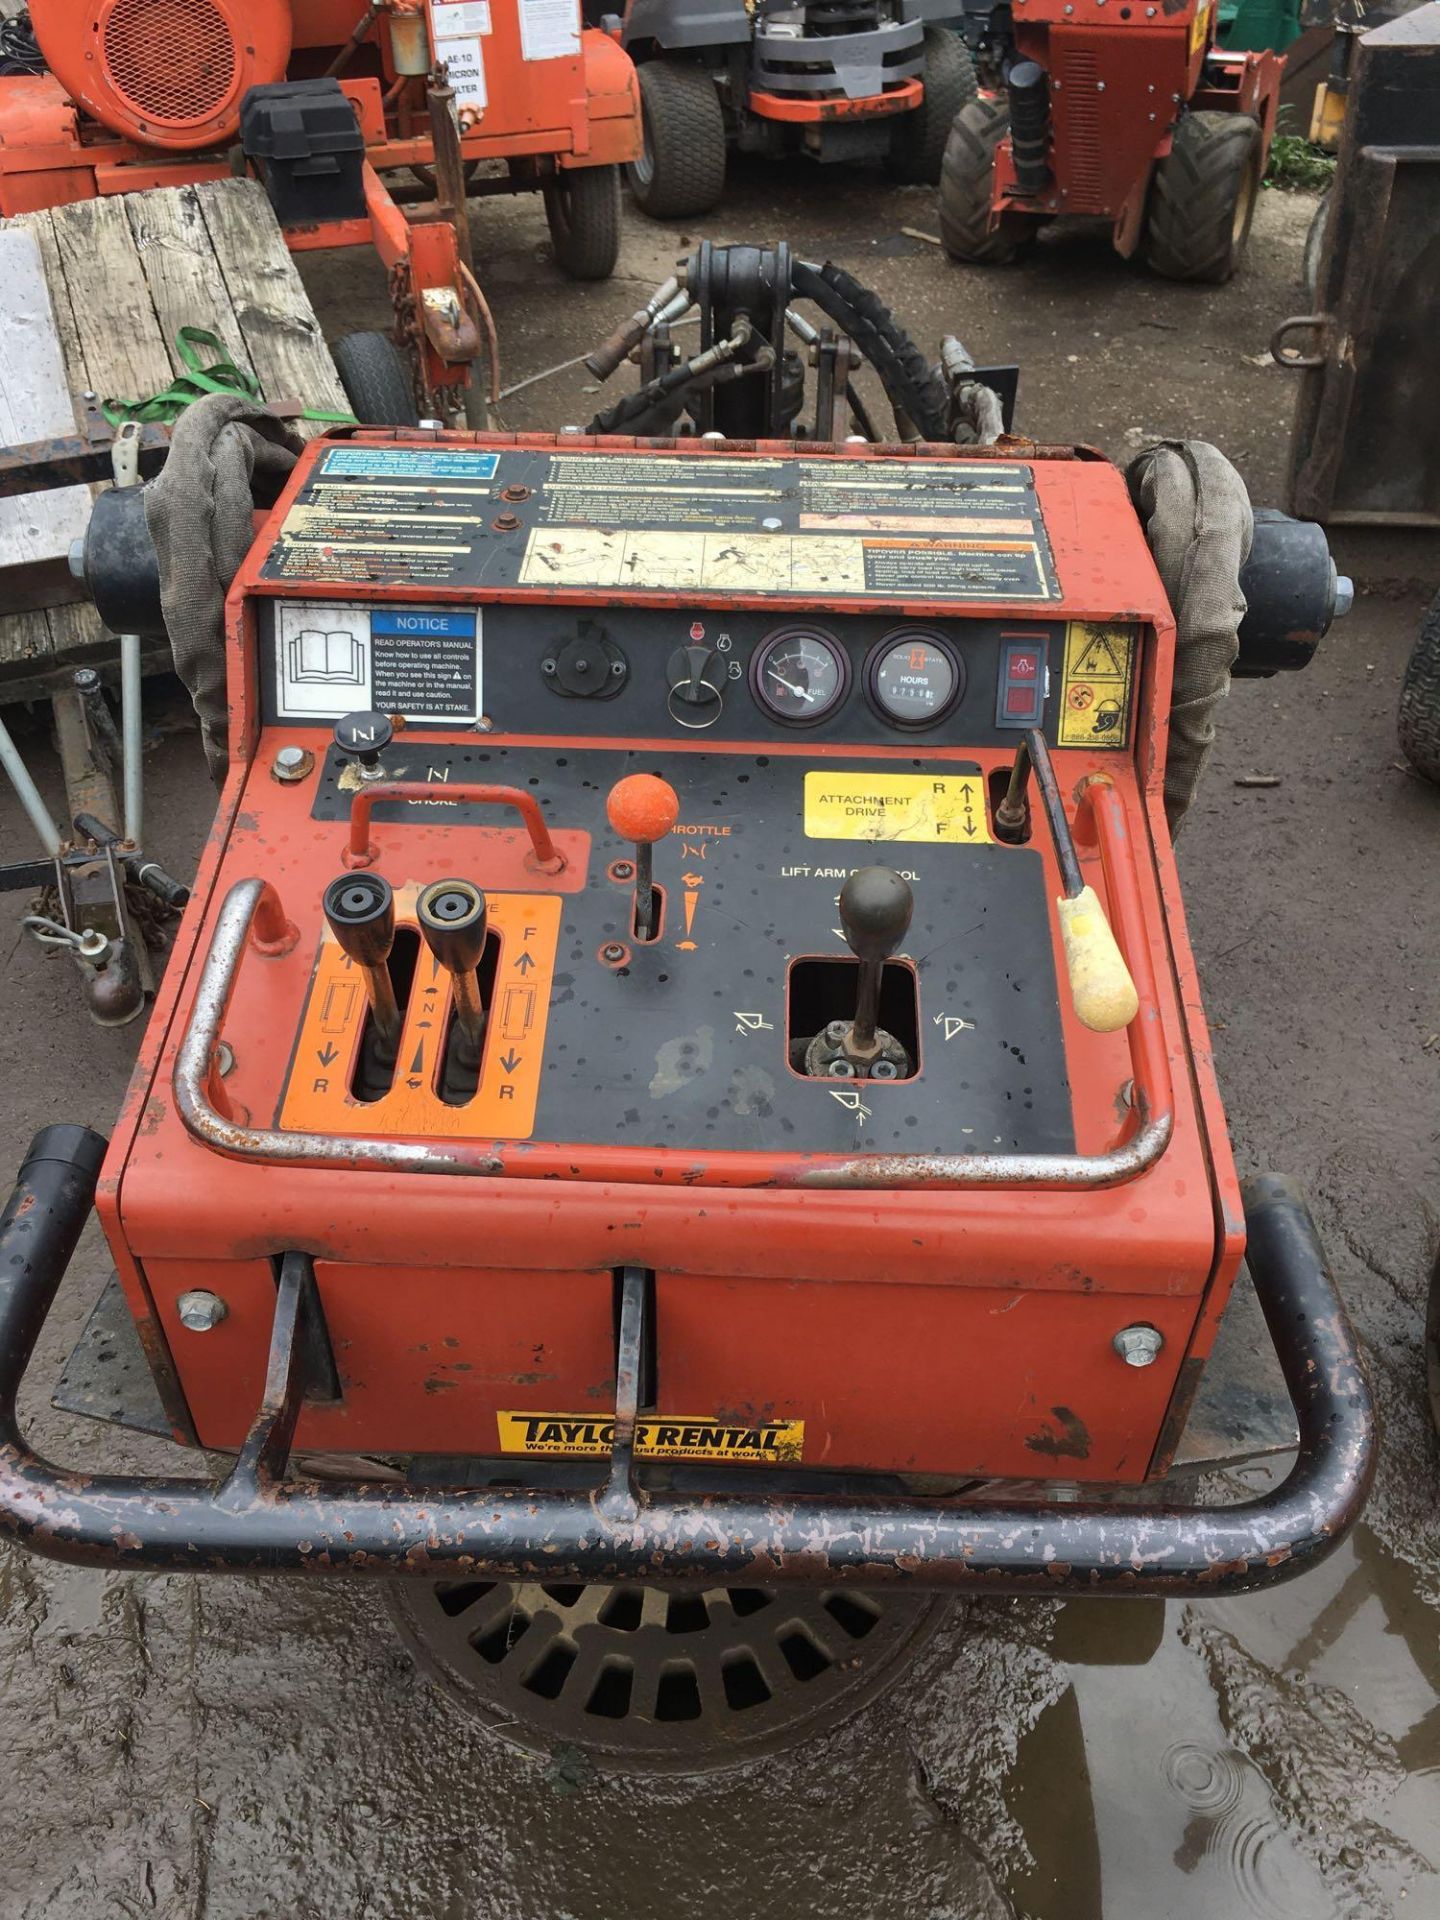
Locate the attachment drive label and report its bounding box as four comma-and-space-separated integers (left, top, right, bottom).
803, 771, 993, 843
1057, 621, 1135, 748
497, 1412, 806, 1462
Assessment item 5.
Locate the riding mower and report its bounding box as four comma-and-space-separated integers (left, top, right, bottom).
0, 246, 1373, 1767
615, 0, 975, 216
0, 0, 642, 419
940, 0, 1283, 281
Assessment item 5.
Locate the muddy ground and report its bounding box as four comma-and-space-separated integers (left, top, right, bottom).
1, 167, 1438, 1919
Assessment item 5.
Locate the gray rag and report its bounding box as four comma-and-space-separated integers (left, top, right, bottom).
143, 394, 303, 785
1126, 440, 1253, 832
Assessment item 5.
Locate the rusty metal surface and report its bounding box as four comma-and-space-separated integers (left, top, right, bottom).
0, 425, 171, 499
0, 1138, 1377, 1592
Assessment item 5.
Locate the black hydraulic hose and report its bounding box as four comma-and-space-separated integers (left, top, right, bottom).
0, 1133, 1375, 1591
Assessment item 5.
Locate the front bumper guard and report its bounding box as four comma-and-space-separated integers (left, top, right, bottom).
0, 1126, 1375, 1593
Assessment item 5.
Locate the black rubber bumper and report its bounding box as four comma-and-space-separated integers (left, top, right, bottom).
0, 1128, 1376, 1593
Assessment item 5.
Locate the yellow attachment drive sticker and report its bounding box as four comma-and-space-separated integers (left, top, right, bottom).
498, 1412, 805, 1463
1057, 622, 1135, 749
803, 771, 992, 843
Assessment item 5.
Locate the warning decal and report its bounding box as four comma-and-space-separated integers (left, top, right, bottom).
279, 888, 560, 1140
803, 770, 992, 843
1057, 621, 1136, 749
497, 1411, 806, 1463
274, 601, 481, 722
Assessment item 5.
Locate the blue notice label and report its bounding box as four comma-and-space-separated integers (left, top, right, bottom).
372, 608, 476, 638
321, 448, 501, 480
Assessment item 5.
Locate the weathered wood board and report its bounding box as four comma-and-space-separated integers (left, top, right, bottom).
0, 226, 91, 590
0, 178, 346, 705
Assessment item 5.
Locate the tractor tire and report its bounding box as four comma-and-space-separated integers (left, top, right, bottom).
332, 331, 418, 427
544, 164, 622, 280
886, 29, 978, 185
938, 94, 1032, 265
1303, 185, 1332, 304
1142, 110, 1263, 285
1398, 589, 1440, 786
627, 60, 727, 218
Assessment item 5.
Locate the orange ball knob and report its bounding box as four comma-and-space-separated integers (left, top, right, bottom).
606, 774, 680, 847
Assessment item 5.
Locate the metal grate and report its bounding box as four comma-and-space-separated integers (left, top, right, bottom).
390, 1577, 945, 1772
1059, 47, 1104, 208
102, 0, 238, 126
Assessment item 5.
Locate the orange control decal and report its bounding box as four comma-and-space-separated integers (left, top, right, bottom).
279, 886, 561, 1140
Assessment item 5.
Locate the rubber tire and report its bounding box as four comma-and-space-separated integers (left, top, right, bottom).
1398, 589, 1440, 786
886, 29, 978, 185
544, 164, 622, 280
332, 331, 418, 427
1142, 110, 1263, 285
628, 60, 727, 218
1302, 185, 1332, 305
938, 93, 1033, 265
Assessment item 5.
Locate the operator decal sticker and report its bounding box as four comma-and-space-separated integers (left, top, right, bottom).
517, 0, 580, 61
279, 888, 560, 1141
320, 448, 500, 480
274, 602, 481, 722
497, 1412, 806, 1464
803, 771, 993, 844
1057, 621, 1135, 749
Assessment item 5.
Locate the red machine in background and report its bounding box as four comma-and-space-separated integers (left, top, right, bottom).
0, 0, 642, 416
940, 0, 1282, 280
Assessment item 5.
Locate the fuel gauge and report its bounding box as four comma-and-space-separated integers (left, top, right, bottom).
752, 625, 850, 726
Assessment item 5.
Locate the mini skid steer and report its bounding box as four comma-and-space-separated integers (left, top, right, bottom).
0, 248, 1374, 1765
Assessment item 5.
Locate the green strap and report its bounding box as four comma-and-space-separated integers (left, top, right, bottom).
102, 325, 356, 427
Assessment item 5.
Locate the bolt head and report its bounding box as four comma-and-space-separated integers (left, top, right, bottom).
1113, 1323, 1163, 1368
178, 1290, 228, 1333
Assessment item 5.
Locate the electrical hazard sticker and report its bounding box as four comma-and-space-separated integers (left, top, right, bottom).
803, 771, 992, 843
1057, 622, 1135, 749
497, 1411, 806, 1463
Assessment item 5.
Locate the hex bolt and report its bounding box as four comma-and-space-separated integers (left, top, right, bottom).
178, 1290, 228, 1333
272, 744, 315, 784
1113, 1324, 1164, 1367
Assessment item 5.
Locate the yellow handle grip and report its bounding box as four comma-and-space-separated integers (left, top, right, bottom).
1057, 886, 1140, 1034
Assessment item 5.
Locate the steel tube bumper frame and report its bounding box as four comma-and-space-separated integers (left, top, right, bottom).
0, 1128, 1375, 1592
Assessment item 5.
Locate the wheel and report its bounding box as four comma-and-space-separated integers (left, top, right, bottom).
938, 93, 1034, 265
1303, 184, 1332, 304
886, 29, 978, 185
1142, 109, 1263, 285
627, 59, 727, 218
1398, 589, 1440, 786
544, 163, 622, 280
332, 330, 418, 427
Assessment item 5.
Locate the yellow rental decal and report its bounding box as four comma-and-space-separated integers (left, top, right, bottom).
1057, 621, 1135, 749
497, 1412, 806, 1463
803, 771, 992, 843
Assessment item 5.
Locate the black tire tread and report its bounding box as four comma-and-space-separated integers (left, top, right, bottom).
628, 61, 727, 218
1398, 589, 1440, 786
886, 29, 978, 185
545, 165, 622, 280
332, 330, 417, 427
1142, 109, 1262, 285
938, 94, 1027, 265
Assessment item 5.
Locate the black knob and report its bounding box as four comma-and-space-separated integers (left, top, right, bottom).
323, 872, 395, 970
334, 710, 392, 771
416, 879, 488, 977
666, 643, 724, 706
839, 866, 913, 965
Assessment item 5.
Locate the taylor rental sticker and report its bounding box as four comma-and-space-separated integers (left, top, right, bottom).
497, 1411, 806, 1463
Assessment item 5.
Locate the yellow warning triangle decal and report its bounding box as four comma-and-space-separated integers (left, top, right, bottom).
1073, 631, 1126, 678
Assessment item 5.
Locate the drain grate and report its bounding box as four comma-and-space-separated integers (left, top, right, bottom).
389, 1577, 943, 1771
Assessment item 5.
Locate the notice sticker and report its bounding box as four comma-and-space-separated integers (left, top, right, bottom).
274, 601, 482, 722
803, 771, 992, 844
497, 1411, 806, 1463
517, 0, 580, 60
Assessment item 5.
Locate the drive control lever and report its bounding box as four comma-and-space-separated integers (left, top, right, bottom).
805, 866, 914, 1081
416, 879, 489, 1063
606, 774, 679, 942
322, 873, 402, 1065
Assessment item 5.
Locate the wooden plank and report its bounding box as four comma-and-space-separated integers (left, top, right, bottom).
196, 179, 349, 435
125, 184, 252, 388
50, 195, 176, 413
0, 228, 91, 574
